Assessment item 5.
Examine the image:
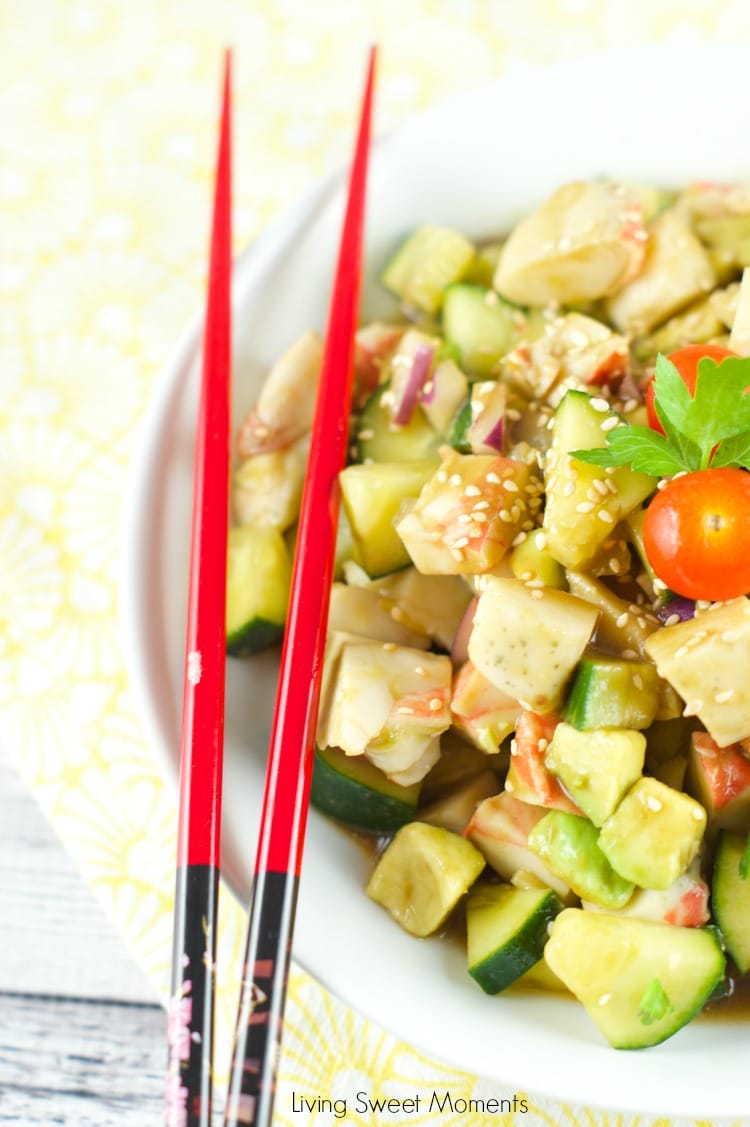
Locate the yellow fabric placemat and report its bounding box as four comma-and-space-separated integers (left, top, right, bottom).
1, 3, 748, 1124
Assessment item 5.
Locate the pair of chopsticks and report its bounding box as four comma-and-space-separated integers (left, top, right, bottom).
167, 46, 377, 1127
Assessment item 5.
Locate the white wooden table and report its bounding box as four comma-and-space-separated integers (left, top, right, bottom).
0, 743, 167, 1124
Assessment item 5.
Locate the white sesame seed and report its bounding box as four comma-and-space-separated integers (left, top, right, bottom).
576, 501, 595, 513
590, 398, 610, 413
714, 689, 734, 703
453, 536, 470, 549
563, 481, 576, 497
535, 531, 547, 550
449, 473, 462, 486
646, 795, 662, 812
486, 472, 501, 484
684, 699, 704, 715
632, 674, 644, 691
597, 509, 614, 523
530, 589, 544, 599
465, 484, 481, 496
457, 513, 472, 524
429, 698, 443, 712
503, 480, 520, 492
663, 613, 681, 627
600, 416, 619, 432
513, 532, 527, 547
616, 612, 629, 628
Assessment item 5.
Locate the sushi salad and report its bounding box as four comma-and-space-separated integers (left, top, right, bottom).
226, 179, 750, 1050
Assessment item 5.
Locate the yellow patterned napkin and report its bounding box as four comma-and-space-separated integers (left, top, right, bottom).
1, 4, 747, 1125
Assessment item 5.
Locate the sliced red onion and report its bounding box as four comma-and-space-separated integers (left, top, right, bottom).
468, 381, 506, 454
420, 360, 469, 434
392, 343, 434, 426
451, 596, 477, 665
656, 597, 696, 624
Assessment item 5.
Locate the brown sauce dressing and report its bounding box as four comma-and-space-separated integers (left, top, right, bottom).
346, 822, 750, 1021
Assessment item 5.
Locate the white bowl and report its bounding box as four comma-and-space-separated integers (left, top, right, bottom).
121, 44, 750, 1118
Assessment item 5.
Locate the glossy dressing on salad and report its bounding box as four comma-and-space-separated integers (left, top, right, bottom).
228, 179, 750, 1050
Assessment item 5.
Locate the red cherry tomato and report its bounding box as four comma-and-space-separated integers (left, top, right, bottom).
645, 344, 738, 434
643, 468, 750, 600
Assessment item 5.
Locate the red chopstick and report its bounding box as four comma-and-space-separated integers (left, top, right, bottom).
223, 46, 377, 1127
166, 51, 232, 1127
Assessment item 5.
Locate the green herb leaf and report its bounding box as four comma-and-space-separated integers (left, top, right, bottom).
572, 425, 687, 476
572, 354, 750, 477
653, 352, 694, 437
709, 430, 750, 470
638, 978, 674, 1026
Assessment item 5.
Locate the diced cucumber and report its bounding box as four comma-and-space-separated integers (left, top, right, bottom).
564, 571, 657, 658
466, 883, 563, 994
339, 460, 437, 578
381, 226, 475, 315
356, 383, 441, 463
446, 396, 472, 452
441, 284, 525, 376
225, 526, 292, 656
545, 908, 725, 1048
366, 822, 485, 937
544, 390, 656, 569
545, 721, 645, 827
598, 777, 706, 891
509, 534, 567, 590
563, 654, 660, 730
712, 829, 750, 972
527, 811, 634, 909
311, 745, 420, 834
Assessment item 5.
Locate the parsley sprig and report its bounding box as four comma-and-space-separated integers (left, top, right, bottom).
572, 353, 750, 475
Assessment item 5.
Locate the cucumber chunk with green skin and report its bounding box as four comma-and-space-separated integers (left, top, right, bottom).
712, 829, 750, 972
226, 526, 292, 656
545, 908, 725, 1049
563, 654, 661, 731
442, 284, 524, 376
544, 722, 645, 827
381, 226, 476, 315
366, 822, 485, 937
467, 883, 563, 994
446, 397, 473, 452
340, 460, 437, 578
311, 746, 420, 834
544, 390, 656, 569
527, 811, 634, 909
356, 383, 441, 463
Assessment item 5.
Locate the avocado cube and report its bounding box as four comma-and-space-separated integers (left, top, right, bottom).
545, 722, 645, 827
367, 822, 485, 937
598, 777, 706, 890
527, 811, 634, 909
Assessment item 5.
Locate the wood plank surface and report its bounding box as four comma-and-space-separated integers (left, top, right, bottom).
0, 747, 168, 1123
